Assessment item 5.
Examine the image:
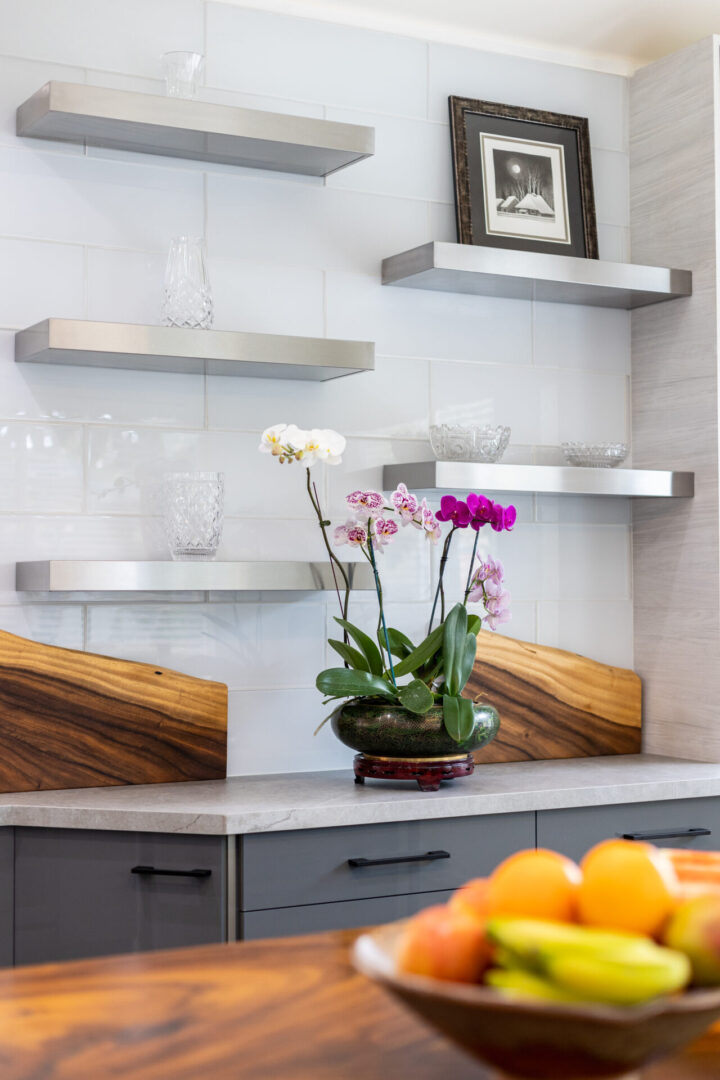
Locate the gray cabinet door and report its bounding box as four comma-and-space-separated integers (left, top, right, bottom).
241, 889, 454, 940
14, 828, 227, 966
240, 812, 535, 911
538, 797, 720, 862
0, 828, 12, 967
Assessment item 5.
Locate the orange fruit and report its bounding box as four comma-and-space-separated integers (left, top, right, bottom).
396, 904, 491, 983
578, 839, 679, 937
486, 848, 582, 921
449, 877, 491, 922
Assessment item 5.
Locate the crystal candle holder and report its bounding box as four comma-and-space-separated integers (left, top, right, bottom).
162, 51, 204, 99
162, 236, 213, 330
162, 472, 224, 561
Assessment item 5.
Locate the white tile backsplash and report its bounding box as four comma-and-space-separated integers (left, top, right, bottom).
0, 6, 633, 774
205, 5, 428, 117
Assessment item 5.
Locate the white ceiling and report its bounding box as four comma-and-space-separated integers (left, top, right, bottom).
223, 0, 720, 75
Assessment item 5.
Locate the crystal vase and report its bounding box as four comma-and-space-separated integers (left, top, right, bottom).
162, 237, 213, 330
162, 472, 224, 561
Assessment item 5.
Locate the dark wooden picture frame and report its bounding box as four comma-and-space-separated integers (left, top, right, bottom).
449, 96, 598, 260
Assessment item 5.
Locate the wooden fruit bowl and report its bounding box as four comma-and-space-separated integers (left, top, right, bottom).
352, 921, 720, 1080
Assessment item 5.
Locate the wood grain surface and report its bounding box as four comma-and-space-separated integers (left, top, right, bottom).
0, 629, 227, 792
0, 930, 715, 1079
468, 630, 642, 763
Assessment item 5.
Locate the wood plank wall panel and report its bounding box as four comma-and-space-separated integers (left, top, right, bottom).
630, 37, 720, 758
468, 632, 641, 763
0, 630, 227, 792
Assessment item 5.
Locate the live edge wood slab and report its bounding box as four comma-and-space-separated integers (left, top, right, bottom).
0, 630, 227, 792
468, 631, 642, 763
0, 931, 716, 1079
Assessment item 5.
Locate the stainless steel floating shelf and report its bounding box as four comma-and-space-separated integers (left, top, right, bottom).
382, 242, 692, 310
15, 561, 375, 593
382, 462, 695, 499
17, 81, 374, 176
15, 319, 374, 381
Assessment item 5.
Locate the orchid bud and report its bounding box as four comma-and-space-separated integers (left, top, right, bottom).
271, 445, 282, 456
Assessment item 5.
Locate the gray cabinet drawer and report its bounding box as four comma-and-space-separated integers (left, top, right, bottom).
15, 828, 227, 965
0, 828, 12, 967
538, 798, 720, 862
241, 889, 454, 940
240, 812, 534, 910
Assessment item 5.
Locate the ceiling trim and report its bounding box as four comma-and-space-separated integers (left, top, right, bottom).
214, 0, 640, 77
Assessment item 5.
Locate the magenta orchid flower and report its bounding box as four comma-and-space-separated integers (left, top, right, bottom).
435, 495, 472, 528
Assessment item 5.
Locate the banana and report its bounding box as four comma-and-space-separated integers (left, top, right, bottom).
487, 917, 657, 972
486, 968, 582, 1003
543, 946, 690, 1007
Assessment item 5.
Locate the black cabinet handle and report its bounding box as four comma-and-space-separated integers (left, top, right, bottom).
348, 849, 450, 869
620, 828, 711, 841
131, 865, 212, 878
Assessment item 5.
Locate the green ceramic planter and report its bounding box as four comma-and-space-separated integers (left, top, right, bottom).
331, 698, 500, 759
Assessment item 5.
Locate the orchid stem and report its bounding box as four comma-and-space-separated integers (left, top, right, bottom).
428, 527, 456, 635
367, 535, 396, 688
464, 530, 481, 604
305, 469, 351, 658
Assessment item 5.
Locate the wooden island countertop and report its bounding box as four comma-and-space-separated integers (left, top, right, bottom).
0, 931, 719, 1079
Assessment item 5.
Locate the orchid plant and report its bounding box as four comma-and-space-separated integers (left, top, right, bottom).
260, 423, 516, 743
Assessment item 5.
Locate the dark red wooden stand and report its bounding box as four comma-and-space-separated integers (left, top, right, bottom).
353, 753, 475, 792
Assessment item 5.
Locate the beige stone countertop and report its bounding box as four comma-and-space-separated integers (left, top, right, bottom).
0, 754, 719, 834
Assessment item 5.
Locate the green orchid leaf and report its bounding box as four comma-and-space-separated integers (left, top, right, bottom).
333, 618, 384, 676
392, 624, 444, 678
316, 667, 396, 701
467, 614, 483, 637
443, 603, 468, 696
397, 678, 435, 715
383, 627, 416, 660
457, 631, 479, 694
328, 639, 370, 672
443, 694, 475, 743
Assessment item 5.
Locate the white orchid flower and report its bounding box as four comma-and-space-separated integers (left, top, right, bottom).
258, 423, 287, 455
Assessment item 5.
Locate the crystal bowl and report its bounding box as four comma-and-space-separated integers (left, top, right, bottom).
429, 424, 511, 463
561, 442, 628, 469
353, 921, 720, 1080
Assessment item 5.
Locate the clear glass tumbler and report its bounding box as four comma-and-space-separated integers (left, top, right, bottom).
162, 51, 204, 99
162, 472, 224, 561
162, 236, 214, 330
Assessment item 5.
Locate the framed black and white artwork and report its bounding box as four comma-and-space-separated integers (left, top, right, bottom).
449, 97, 598, 259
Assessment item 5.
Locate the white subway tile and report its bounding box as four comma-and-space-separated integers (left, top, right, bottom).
597, 225, 630, 262
207, 258, 325, 336
1, 332, 205, 429
0, 238, 85, 328
86, 427, 314, 519
533, 303, 630, 374
430, 360, 628, 444
591, 149, 630, 228
325, 270, 533, 363
436, 520, 630, 602
0, 148, 203, 249
0, 603, 84, 648
0, 421, 83, 511
207, 355, 429, 440
535, 495, 631, 526
206, 5, 428, 117
87, 248, 165, 325
326, 110, 453, 202
227, 688, 353, 776
537, 599, 633, 667
206, 173, 428, 274
86, 601, 326, 689
0, 513, 165, 604
2, 0, 203, 77
427, 43, 627, 151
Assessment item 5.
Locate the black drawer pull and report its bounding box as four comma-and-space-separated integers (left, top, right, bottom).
620, 828, 711, 842
131, 865, 212, 878
348, 849, 450, 869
